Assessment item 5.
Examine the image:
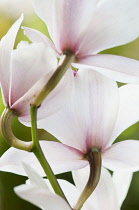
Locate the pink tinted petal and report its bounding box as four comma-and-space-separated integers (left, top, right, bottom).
18, 68, 73, 120
72, 167, 119, 210
0, 14, 23, 105
38, 69, 119, 152
40, 141, 87, 173
77, 54, 139, 83
103, 140, 139, 172
78, 0, 139, 55
109, 85, 139, 144
12, 71, 53, 117
112, 172, 132, 207
14, 185, 71, 210
10, 42, 57, 107
0, 141, 87, 176
22, 26, 59, 57
33, 0, 98, 54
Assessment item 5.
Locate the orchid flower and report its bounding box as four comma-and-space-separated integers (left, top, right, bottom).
23, 0, 139, 83
0, 14, 71, 120
14, 163, 132, 210
1, 69, 139, 176
0, 14, 72, 151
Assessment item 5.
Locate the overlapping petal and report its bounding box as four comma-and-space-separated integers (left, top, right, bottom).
38, 69, 119, 152
102, 140, 139, 172
72, 167, 119, 210
14, 164, 72, 210
9, 42, 57, 107
75, 54, 139, 84
78, 0, 139, 55
33, 0, 139, 56
0, 14, 23, 105
109, 84, 139, 144
22, 26, 59, 57
0, 141, 87, 176
33, 0, 98, 54
112, 171, 133, 207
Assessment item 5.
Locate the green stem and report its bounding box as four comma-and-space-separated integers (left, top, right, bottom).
30, 105, 71, 207
73, 148, 102, 210
32, 51, 75, 107
0, 107, 32, 151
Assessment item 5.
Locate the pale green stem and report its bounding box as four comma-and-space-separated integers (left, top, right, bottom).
30, 105, 71, 208
0, 107, 32, 151
73, 149, 102, 210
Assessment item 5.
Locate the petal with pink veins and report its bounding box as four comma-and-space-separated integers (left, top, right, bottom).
22, 26, 59, 57
78, 0, 139, 55
0, 14, 23, 105
38, 69, 119, 152
75, 54, 139, 84
9, 42, 57, 107
0, 141, 87, 176
18, 68, 73, 120
33, 0, 98, 54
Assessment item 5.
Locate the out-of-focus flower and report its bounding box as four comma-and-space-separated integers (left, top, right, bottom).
23, 0, 139, 83
14, 163, 72, 210
0, 15, 71, 121
1, 70, 139, 175
0, 0, 34, 18
14, 163, 132, 210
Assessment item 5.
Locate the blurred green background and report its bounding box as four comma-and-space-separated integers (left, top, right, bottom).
1, 3, 139, 210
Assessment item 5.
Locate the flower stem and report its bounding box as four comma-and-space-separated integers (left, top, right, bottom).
32, 51, 75, 107
30, 105, 71, 207
73, 148, 102, 210
0, 107, 32, 151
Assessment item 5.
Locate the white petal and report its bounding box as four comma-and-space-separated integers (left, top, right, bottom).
78, 0, 139, 55
112, 171, 133, 207
76, 54, 139, 84
22, 164, 84, 209
22, 26, 59, 57
10, 42, 57, 107
0, 141, 87, 176
14, 184, 71, 210
22, 163, 48, 189
56, 180, 81, 208
33, 0, 98, 54
19, 68, 74, 120
109, 85, 139, 144
47, 179, 88, 210
38, 69, 119, 152
0, 14, 23, 105
72, 167, 119, 210
0, 146, 45, 176
103, 140, 139, 172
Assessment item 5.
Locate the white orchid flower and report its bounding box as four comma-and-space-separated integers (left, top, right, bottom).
1, 70, 139, 176
0, 15, 71, 121
14, 163, 132, 210
23, 0, 139, 83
